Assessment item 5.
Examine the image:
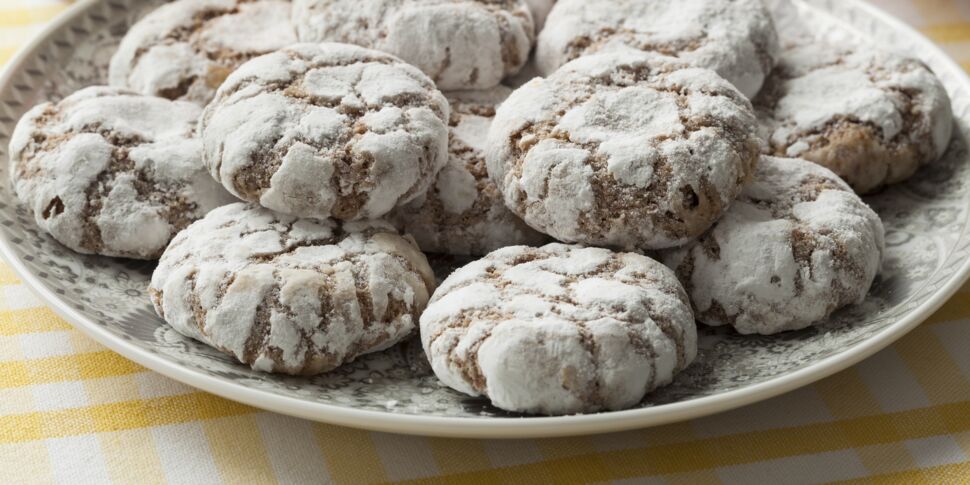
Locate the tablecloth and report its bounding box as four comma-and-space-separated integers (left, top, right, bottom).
1, 0, 969, 483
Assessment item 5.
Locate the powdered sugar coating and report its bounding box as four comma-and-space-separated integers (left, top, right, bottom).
292, 0, 535, 90
755, 42, 953, 194
150, 203, 436, 375
8, 86, 236, 260
536, 0, 780, 99
109, 0, 297, 105
661, 156, 885, 335
421, 243, 697, 415
199, 43, 450, 221
388, 87, 547, 255
487, 51, 761, 250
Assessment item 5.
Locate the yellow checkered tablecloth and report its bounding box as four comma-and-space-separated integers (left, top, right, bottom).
1, 0, 970, 483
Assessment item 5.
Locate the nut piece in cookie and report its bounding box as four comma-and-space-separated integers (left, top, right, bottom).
8, 86, 237, 260
150, 203, 436, 375
536, 0, 780, 99
755, 42, 953, 194
487, 51, 762, 250
109, 0, 297, 105
388, 87, 548, 256
200, 43, 451, 221
421, 243, 697, 415
661, 156, 885, 335
292, 0, 535, 90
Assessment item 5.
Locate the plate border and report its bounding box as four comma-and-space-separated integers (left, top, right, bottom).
1, 0, 969, 439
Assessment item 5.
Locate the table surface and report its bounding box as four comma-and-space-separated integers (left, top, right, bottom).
1, 0, 969, 484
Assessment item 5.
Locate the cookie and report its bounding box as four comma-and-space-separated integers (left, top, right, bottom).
421, 243, 696, 415
755, 42, 953, 194
486, 51, 761, 251
535, 0, 779, 99
661, 156, 885, 335
199, 43, 450, 221
8, 86, 236, 260
387, 87, 548, 256
292, 0, 535, 90
109, 0, 297, 105
150, 203, 436, 375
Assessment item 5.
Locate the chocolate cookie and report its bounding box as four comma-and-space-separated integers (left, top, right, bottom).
661, 156, 885, 335
199, 43, 451, 221
536, 0, 779, 98
292, 0, 535, 90
9, 86, 236, 259
109, 0, 297, 105
755, 42, 953, 194
150, 203, 436, 375
422, 243, 697, 415
487, 51, 761, 250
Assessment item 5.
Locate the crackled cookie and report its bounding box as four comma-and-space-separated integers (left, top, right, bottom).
536, 0, 779, 98
9, 86, 236, 260
150, 203, 436, 375
109, 0, 296, 105
487, 51, 761, 250
661, 156, 885, 335
422, 243, 697, 415
292, 0, 534, 90
388, 87, 547, 255
755, 42, 953, 194
200, 43, 450, 221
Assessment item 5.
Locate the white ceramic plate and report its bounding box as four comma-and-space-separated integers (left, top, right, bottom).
1, 0, 969, 439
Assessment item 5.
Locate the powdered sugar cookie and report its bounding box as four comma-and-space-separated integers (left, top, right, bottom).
199, 43, 450, 221
9, 86, 236, 260
755, 42, 953, 194
487, 51, 761, 250
422, 243, 696, 415
109, 0, 297, 105
388, 87, 547, 255
661, 156, 885, 335
536, 0, 779, 99
150, 203, 436, 375
292, 0, 535, 90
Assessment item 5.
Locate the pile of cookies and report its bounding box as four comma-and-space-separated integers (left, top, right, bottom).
8, 0, 953, 415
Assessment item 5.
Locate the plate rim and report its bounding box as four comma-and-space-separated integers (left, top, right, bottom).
2, 0, 969, 439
